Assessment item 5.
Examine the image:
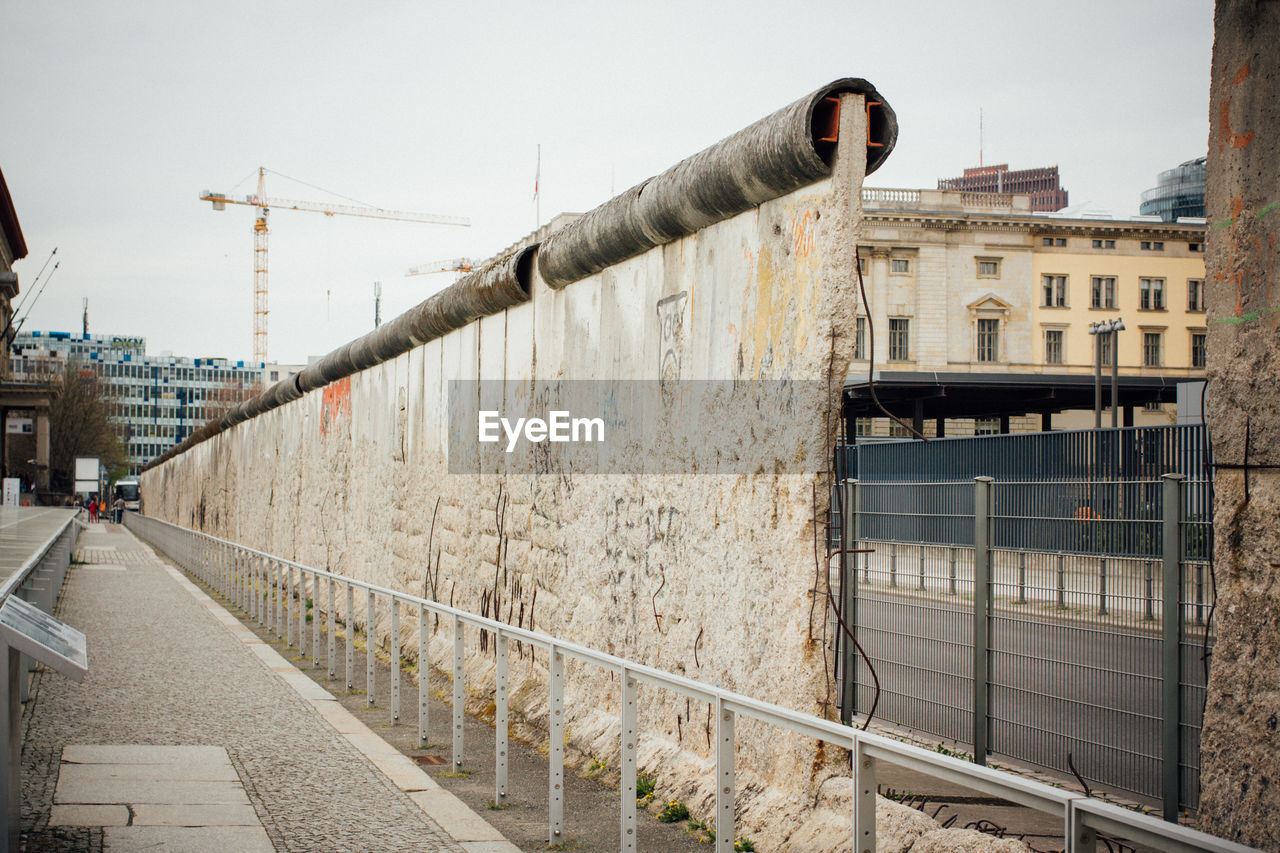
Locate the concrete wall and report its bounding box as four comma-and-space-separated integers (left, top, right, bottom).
145, 97, 871, 847
1197, 2, 1280, 848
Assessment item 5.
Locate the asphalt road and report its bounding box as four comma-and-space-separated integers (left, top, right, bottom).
845, 587, 1211, 806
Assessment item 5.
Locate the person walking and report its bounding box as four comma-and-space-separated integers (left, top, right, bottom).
113, 495, 124, 524
88, 496, 98, 524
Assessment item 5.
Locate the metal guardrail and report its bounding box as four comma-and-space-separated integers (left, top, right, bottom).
125, 512, 1256, 853
0, 510, 80, 603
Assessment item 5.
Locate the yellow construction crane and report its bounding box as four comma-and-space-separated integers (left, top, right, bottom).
201, 167, 469, 363
405, 257, 475, 277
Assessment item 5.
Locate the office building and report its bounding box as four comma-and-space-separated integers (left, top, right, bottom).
10, 332, 301, 473
1139, 157, 1207, 222
938, 164, 1069, 212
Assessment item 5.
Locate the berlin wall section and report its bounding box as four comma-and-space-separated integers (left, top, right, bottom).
145, 92, 876, 848
1197, 2, 1280, 848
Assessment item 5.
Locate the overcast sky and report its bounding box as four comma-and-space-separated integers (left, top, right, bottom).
3, 1, 1213, 366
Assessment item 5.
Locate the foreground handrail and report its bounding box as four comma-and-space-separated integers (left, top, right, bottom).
0, 509, 79, 603
125, 512, 1257, 853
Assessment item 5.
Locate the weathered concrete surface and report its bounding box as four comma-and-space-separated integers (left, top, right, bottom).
143, 92, 1028, 851
146, 93, 869, 849
1197, 2, 1280, 849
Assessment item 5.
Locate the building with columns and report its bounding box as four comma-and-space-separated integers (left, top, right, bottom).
846, 187, 1207, 438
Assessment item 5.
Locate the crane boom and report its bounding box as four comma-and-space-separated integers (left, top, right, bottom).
200, 167, 468, 363
200, 192, 470, 227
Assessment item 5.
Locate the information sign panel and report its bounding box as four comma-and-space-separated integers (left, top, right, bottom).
73, 457, 100, 482
0, 596, 87, 682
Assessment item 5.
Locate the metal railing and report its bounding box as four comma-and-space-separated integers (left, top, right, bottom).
3, 510, 81, 699
125, 512, 1254, 853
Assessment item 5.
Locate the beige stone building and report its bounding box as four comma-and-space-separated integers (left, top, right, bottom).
847, 187, 1207, 437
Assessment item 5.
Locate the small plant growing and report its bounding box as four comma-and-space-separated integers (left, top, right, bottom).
733, 839, 756, 851
687, 818, 715, 843
657, 800, 689, 823
635, 770, 656, 801
586, 757, 608, 777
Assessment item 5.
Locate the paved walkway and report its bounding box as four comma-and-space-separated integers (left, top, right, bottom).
21, 521, 514, 852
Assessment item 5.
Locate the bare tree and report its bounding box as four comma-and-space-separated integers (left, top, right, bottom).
43, 363, 126, 492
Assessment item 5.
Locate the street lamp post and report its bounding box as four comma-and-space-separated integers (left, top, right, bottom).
1088, 319, 1125, 429
1110, 319, 1125, 428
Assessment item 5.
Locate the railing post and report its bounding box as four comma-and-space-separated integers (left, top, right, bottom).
918, 545, 926, 591
1066, 801, 1097, 853
496, 630, 510, 806
452, 617, 465, 768
327, 578, 336, 679
366, 589, 376, 708
299, 571, 310, 659
345, 583, 355, 691
889, 541, 897, 587
852, 735, 876, 853
418, 604, 430, 749
312, 572, 321, 666
973, 476, 994, 766
273, 561, 281, 636
840, 479, 858, 725
390, 598, 400, 724
715, 697, 735, 853
548, 642, 564, 844
619, 666, 636, 852
285, 565, 294, 648
948, 546, 957, 595
1161, 472, 1184, 823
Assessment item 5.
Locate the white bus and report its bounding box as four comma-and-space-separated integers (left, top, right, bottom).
112, 476, 141, 512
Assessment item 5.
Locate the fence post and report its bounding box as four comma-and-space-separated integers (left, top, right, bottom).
918, 546, 926, 591
1016, 551, 1027, 604
973, 476, 994, 766
948, 547, 957, 595
1098, 557, 1108, 616
889, 542, 897, 587
1144, 562, 1155, 621
840, 480, 858, 725
1161, 473, 1184, 823
1056, 552, 1066, 609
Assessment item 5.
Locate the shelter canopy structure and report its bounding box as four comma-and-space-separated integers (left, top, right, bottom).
842, 371, 1199, 436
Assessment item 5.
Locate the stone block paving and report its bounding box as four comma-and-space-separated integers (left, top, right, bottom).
22, 524, 467, 852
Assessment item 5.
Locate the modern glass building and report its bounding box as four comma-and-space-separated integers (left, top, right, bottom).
1139, 157, 1206, 222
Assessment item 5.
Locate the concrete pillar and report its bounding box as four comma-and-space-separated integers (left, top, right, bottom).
34, 410, 49, 492
869, 249, 890, 365
935, 418, 946, 438
1197, 2, 1280, 846
1040, 411, 1052, 432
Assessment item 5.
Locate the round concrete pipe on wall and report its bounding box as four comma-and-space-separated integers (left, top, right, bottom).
536, 77, 897, 290
294, 244, 538, 395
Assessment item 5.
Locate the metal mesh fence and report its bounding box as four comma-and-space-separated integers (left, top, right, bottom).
838, 475, 1211, 815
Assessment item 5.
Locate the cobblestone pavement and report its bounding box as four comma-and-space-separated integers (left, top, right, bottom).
21, 524, 467, 852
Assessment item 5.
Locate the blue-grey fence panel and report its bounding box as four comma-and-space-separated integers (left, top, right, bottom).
847, 424, 1207, 485
837, 426, 1211, 559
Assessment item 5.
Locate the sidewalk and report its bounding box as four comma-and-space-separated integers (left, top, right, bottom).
20, 521, 516, 852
